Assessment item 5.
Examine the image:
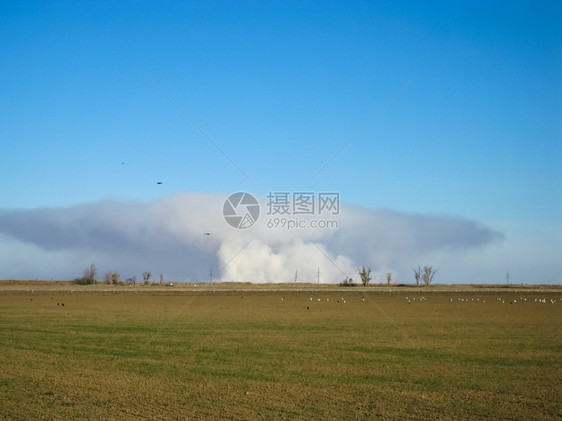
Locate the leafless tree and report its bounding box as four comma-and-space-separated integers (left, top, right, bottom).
111, 272, 120, 285
159, 274, 164, 284
422, 266, 437, 286
103, 272, 112, 285
413, 266, 422, 285
142, 272, 151, 285
386, 272, 392, 286
359, 266, 372, 286
83, 264, 97, 284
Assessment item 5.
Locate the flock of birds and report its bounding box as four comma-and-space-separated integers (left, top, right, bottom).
280, 296, 368, 310
279, 294, 560, 308
401, 296, 561, 305
489, 297, 559, 304
304, 296, 357, 310
405, 296, 428, 304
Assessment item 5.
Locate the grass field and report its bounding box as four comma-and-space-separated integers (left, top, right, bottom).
1, 284, 561, 420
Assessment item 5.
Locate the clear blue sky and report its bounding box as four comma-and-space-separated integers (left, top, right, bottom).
0, 1, 560, 282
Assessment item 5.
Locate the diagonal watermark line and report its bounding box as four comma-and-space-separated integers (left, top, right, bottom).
360, 291, 416, 346
140, 293, 199, 351
309, 74, 417, 182
302, 234, 351, 281
303, 233, 415, 345
140, 236, 256, 350
143, 72, 254, 185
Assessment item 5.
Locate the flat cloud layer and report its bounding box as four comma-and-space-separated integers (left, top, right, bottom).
0, 192, 503, 283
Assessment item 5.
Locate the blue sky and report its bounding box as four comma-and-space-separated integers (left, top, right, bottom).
0, 1, 560, 283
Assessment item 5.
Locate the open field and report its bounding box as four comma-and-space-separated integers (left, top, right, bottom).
1, 284, 561, 420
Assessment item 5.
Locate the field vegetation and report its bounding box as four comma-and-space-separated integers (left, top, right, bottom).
0, 283, 560, 419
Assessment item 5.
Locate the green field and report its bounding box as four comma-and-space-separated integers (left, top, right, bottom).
1, 285, 561, 420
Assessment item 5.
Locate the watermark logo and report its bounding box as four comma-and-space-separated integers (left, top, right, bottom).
223, 192, 260, 229
266, 191, 340, 216
266, 191, 340, 230
223, 191, 340, 230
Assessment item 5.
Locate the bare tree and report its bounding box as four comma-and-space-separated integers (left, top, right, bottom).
413, 266, 422, 285
359, 266, 372, 286
159, 274, 164, 285
142, 272, 151, 285
83, 264, 97, 284
111, 272, 120, 285
103, 272, 112, 285
126, 275, 136, 286
386, 272, 392, 286
422, 266, 437, 286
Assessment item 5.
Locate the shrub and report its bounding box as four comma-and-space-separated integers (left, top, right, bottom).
339, 278, 356, 287
72, 277, 94, 285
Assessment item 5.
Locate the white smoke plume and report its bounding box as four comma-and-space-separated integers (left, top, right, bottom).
0, 192, 503, 283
